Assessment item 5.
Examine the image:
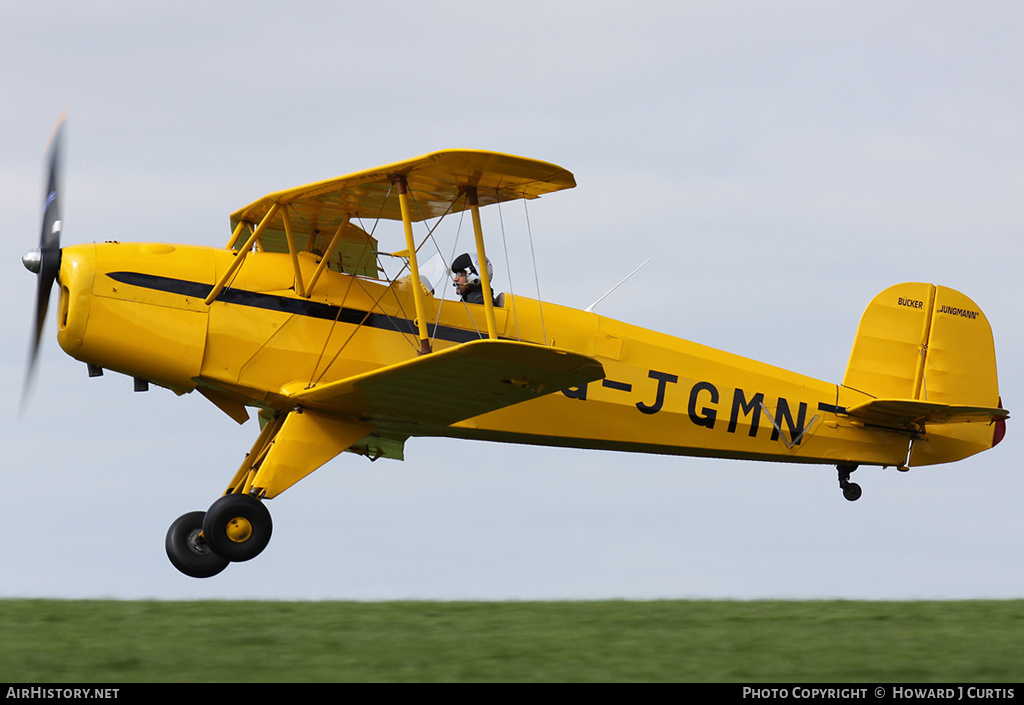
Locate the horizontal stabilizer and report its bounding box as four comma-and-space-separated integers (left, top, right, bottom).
845, 398, 1009, 430
283, 339, 604, 428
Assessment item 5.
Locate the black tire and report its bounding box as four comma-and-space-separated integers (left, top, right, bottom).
166, 511, 229, 578
842, 482, 863, 502
202, 494, 273, 562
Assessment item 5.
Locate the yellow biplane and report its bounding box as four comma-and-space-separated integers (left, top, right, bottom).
24, 116, 1009, 578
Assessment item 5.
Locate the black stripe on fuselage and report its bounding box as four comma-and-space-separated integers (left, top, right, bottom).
106, 271, 483, 344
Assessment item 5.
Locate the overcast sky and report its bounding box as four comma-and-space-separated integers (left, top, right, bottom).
2, 1, 1023, 600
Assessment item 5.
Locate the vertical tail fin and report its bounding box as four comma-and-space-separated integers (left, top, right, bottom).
843, 283, 1005, 466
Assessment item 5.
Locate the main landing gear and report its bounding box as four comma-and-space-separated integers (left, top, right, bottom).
165, 494, 273, 578
837, 463, 862, 502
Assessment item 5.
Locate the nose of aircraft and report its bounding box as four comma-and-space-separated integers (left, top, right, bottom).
53, 244, 95, 362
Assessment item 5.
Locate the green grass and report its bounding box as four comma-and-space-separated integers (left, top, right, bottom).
0, 599, 1021, 682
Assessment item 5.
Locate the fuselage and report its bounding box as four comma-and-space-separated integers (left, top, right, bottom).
57, 241, 912, 469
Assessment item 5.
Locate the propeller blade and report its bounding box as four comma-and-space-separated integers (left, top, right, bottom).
23, 112, 67, 406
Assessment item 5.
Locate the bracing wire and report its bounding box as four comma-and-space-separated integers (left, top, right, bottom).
409, 190, 490, 344
438, 202, 485, 340
496, 197, 521, 341
523, 197, 547, 345
307, 182, 428, 385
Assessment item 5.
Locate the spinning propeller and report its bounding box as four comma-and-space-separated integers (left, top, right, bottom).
22, 113, 67, 404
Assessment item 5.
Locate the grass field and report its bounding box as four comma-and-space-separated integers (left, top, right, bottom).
0, 599, 1021, 682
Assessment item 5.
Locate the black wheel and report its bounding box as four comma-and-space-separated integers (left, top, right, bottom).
166, 511, 229, 578
202, 494, 273, 562
842, 482, 863, 502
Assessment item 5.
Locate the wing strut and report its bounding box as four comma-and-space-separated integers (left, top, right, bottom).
280, 205, 307, 298
466, 186, 498, 340
305, 213, 353, 295
206, 202, 281, 305
394, 175, 432, 354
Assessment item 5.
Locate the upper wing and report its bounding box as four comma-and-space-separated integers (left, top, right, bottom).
226, 150, 575, 277
282, 339, 603, 429
232, 149, 575, 226
845, 398, 1009, 429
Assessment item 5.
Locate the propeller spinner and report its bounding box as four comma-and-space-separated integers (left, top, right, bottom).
23, 113, 67, 401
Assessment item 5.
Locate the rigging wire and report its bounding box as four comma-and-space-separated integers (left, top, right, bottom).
436, 200, 485, 340
496, 196, 521, 341
330, 187, 470, 368
306, 182, 428, 385
306, 271, 357, 388
309, 268, 424, 387
303, 177, 560, 385
523, 196, 547, 345
425, 204, 467, 345
306, 226, 420, 387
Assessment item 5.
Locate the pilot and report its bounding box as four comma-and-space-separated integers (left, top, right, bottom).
451, 252, 494, 305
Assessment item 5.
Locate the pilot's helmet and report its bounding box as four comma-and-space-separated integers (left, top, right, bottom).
451, 252, 492, 285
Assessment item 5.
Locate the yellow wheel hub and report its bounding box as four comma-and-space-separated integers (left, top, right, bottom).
225, 517, 253, 543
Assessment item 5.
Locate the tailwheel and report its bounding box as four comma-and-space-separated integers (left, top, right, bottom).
842, 483, 863, 502
837, 463, 862, 502
166, 511, 229, 578
202, 493, 273, 562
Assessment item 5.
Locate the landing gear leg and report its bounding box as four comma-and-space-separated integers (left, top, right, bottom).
837, 463, 862, 502
165, 408, 367, 575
